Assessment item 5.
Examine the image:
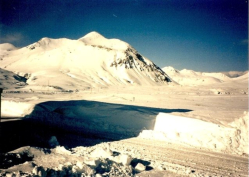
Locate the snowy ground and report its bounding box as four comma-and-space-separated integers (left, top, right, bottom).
0, 32, 248, 176
0, 79, 248, 176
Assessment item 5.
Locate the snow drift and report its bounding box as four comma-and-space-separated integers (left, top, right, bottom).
139, 112, 248, 155
2, 98, 247, 155
22, 100, 190, 139
1, 101, 34, 119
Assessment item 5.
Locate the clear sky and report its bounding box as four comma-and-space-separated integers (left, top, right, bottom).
0, 0, 248, 72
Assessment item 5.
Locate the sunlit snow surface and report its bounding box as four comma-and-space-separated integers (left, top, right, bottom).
0, 32, 248, 176
2, 98, 248, 155
140, 112, 248, 155
0, 32, 171, 91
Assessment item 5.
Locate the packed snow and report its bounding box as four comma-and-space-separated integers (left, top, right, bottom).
0, 32, 248, 176
139, 112, 248, 155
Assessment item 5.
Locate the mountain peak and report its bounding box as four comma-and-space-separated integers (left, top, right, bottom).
78, 31, 129, 51
79, 31, 105, 41
163, 66, 179, 73
38, 37, 52, 45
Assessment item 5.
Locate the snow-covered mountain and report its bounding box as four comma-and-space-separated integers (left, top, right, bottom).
0, 32, 171, 91
162, 66, 248, 86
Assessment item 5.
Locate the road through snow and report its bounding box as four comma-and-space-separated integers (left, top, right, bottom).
110, 138, 248, 176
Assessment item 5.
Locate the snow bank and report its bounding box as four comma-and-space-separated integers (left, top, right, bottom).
3, 98, 246, 155
26, 101, 158, 138
228, 111, 248, 154
139, 112, 248, 155
1, 100, 35, 118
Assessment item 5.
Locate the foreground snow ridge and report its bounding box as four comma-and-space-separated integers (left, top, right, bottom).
140, 112, 248, 155
1, 100, 248, 155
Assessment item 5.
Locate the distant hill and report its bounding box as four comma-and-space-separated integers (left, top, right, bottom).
162, 66, 248, 86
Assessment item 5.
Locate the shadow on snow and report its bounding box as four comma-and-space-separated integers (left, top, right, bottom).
0, 99, 192, 153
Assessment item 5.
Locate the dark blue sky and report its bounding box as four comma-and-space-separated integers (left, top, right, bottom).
0, 0, 248, 72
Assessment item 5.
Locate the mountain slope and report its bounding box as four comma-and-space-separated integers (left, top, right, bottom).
0, 32, 171, 91
0, 68, 27, 90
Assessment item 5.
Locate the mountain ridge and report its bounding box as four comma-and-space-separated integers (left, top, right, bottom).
162, 66, 248, 86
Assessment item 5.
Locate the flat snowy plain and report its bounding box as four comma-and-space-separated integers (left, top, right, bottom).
0, 32, 248, 176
